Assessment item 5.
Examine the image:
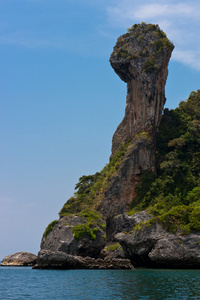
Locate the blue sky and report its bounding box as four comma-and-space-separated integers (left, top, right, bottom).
0, 0, 200, 259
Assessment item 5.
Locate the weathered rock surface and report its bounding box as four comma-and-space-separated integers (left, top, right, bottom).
108, 211, 152, 240
110, 23, 174, 156
41, 214, 106, 258
1, 252, 37, 266
98, 24, 173, 221
98, 137, 155, 221
100, 245, 127, 260
34, 250, 134, 270
116, 221, 200, 268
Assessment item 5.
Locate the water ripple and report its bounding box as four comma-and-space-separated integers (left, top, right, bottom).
1, 267, 200, 299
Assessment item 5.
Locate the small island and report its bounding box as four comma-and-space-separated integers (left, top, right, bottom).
1, 252, 37, 267
3, 23, 200, 269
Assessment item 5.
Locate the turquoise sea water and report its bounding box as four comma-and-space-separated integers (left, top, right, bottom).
1, 267, 200, 299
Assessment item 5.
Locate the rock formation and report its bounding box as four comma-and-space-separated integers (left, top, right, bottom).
4, 24, 200, 270
98, 135, 156, 223
116, 217, 200, 269
98, 23, 174, 221
110, 23, 174, 155
36, 23, 176, 269
34, 249, 133, 269
40, 214, 106, 258
1, 252, 37, 266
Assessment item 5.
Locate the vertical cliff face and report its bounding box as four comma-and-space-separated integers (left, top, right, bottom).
50, 23, 174, 222
110, 23, 174, 156
98, 24, 174, 221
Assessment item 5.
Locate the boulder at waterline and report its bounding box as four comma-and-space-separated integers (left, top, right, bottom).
1, 252, 37, 266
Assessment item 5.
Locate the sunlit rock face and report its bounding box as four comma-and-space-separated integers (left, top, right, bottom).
98, 23, 174, 221
110, 23, 174, 156
98, 135, 156, 221
1, 252, 37, 266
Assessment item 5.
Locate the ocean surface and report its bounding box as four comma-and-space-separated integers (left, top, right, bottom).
1, 266, 200, 299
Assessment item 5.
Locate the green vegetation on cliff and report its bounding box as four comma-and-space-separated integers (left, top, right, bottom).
72, 222, 98, 241
44, 141, 133, 239
130, 90, 200, 234
43, 220, 59, 238
106, 243, 121, 252
114, 22, 174, 73
59, 140, 132, 216
71, 209, 106, 241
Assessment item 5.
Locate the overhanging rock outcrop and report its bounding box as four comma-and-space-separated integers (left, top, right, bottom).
110, 23, 174, 156
98, 23, 174, 220
115, 220, 200, 269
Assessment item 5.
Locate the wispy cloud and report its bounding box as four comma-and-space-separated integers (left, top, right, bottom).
106, 0, 200, 70
132, 3, 196, 19
0, 28, 108, 59
0, 28, 77, 51
173, 50, 200, 71
1, 0, 200, 71
0, 34, 56, 49
107, 1, 200, 24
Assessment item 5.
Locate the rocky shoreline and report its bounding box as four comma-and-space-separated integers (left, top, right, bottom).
3, 209, 200, 269
33, 250, 134, 270
35, 211, 200, 269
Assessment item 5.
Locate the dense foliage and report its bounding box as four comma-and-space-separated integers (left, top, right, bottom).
72, 222, 98, 241
131, 90, 200, 234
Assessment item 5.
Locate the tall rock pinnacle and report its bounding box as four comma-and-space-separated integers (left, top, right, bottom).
37, 25, 176, 267
110, 23, 174, 155
97, 24, 174, 221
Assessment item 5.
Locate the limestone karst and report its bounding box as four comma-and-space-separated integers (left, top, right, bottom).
36, 23, 200, 270
98, 23, 174, 220
110, 23, 174, 156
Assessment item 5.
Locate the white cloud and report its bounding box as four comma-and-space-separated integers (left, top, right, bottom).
133, 3, 196, 19
106, 0, 200, 70
173, 50, 200, 71
107, 1, 200, 27
1, 0, 200, 70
